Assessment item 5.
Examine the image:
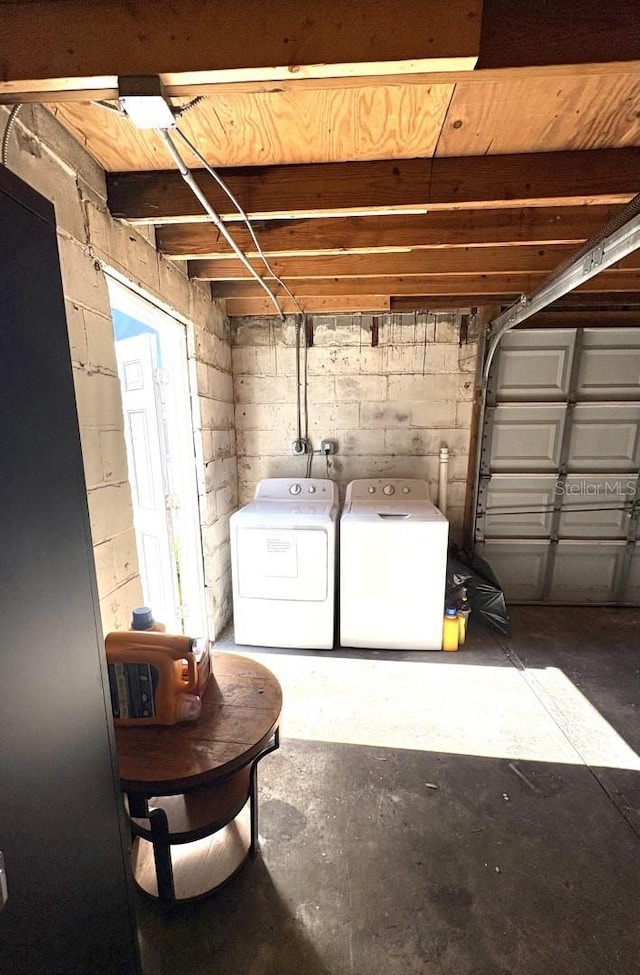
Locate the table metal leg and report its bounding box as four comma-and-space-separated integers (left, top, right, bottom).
148, 807, 175, 902
249, 727, 280, 857
127, 791, 148, 820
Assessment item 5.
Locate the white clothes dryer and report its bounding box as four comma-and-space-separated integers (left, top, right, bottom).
340, 478, 449, 650
230, 477, 339, 649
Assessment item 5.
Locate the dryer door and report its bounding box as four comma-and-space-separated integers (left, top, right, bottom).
237, 527, 328, 601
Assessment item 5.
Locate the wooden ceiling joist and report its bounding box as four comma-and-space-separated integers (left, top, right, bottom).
0, 0, 481, 104
227, 287, 640, 317
2, 0, 638, 103
189, 244, 637, 281
108, 149, 640, 224
227, 295, 392, 316
157, 206, 621, 259
213, 269, 640, 300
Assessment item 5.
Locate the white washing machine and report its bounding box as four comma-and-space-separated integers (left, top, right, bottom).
340, 478, 449, 650
230, 477, 339, 649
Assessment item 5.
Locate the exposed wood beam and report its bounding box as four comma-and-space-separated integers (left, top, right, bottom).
390, 296, 500, 312
522, 311, 640, 327
549, 294, 640, 308
390, 293, 640, 312
1, 0, 637, 103
478, 0, 640, 69
213, 269, 640, 299
4, 61, 638, 104
189, 244, 630, 281
227, 290, 640, 316
226, 295, 391, 316
158, 206, 620, 259
108, 150, 640, 224
0, 0, 480, 103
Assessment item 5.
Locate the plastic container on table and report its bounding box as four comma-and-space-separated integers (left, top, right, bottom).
105, 630, 201, 726
128, 607, 211, 696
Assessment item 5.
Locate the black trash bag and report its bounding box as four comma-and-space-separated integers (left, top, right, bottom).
445, 545, 512, 637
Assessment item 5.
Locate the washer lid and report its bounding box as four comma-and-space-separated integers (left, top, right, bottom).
341, 500, 448, 524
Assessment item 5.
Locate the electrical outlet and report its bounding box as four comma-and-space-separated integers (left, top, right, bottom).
320, 439, 337, 455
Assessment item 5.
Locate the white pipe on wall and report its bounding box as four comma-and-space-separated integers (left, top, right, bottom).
438, 445, 449, 516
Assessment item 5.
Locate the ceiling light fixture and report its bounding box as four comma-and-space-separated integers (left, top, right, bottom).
118, 75, 175, 129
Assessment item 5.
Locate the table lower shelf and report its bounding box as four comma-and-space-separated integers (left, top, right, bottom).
131, 802, 251, 901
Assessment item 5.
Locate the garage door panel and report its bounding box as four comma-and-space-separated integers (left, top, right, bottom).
479, 540, 548, 601
484, 475, 556, 537
548, 541, 626, 603
577, 329, 640, 401
491, 405, 565, 472
623, 551, 640, 605
478, 325, 639, 605
568, 405, 640, 473
558, 475, 637, 539
495, 329, 575, 401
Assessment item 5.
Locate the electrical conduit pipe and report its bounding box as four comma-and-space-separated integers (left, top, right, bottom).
438, 446, 449, 516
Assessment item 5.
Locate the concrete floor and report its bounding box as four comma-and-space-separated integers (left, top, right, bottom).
137, 607, 640, 975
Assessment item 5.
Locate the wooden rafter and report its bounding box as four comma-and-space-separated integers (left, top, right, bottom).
212, 269, 640, 299
156, 206, 621, 259
0, 0, 480, 103
1, 0, 638, 103
108, 150, 640, 223
189, 244, 640, 281
227, 280, 640, 316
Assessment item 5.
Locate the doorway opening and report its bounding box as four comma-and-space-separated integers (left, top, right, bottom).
106, 276, 206, 636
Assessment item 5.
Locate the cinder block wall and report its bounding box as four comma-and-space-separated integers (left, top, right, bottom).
232, 313, 479, 542
2, 105, 235, 637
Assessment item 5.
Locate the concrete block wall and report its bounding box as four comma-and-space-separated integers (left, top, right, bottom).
232, 313, 479, 542
2, 105, 234, 637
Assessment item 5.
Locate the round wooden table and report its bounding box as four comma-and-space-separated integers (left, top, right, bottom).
115, 652, 282, 903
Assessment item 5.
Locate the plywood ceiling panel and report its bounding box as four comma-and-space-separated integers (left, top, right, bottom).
438, 72, 640, 156
50, 82, 455, 172
49, 69, 639, 174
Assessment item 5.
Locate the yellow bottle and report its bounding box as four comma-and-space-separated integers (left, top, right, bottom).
105, 630, 200, 726
442, 607, 459, 651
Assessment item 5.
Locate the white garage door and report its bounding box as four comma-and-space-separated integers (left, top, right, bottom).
475, 327, 640, 604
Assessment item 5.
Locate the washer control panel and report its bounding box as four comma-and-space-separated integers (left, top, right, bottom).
254, 477, 338, 502
345, 478, 431, 503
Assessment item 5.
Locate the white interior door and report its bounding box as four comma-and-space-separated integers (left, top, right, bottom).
108, 275, 207, 637
115, 333, 178, 629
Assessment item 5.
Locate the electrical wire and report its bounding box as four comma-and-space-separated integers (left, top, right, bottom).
157, 128, 284, 318
173, 96, 206, 118
173, 125, 305, 314
2, 104, 22, 167
91, 100, 125, 115
482, 504, 635, 516
303, 315, 310, 446
295, 315, 302, 442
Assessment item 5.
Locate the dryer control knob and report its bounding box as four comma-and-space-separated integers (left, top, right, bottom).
383, 484, 395, 495
308, 485, 316, 493
368, 486, 376, 494
289, 483, 302, 495
402, 486, 410, 494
